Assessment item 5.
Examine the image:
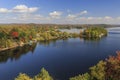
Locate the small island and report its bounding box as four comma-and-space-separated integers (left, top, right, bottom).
80, 27, 107, 38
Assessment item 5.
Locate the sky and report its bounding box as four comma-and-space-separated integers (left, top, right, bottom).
0, 0, 120, 24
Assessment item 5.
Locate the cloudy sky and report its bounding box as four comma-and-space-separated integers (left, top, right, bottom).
0, 0, 120, 24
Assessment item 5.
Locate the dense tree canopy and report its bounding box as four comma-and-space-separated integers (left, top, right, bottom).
15, 68, 53, 80
70, 51, 120, 80
81, 27, 107, 38
0, 24, 79, 50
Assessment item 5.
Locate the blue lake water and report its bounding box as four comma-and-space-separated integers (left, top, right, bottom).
0, 27, 120, 80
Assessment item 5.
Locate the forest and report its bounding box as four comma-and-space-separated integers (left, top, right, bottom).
0, 24, 108, 52
0, 24, 79, 51
80, 27, 107, 38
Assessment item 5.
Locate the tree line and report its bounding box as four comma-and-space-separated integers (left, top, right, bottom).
0, 24, 79, 51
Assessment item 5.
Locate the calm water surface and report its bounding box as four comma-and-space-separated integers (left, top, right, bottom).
0, 27, 120, 80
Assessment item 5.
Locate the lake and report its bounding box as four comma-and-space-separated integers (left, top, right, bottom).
0, 27, 120, 80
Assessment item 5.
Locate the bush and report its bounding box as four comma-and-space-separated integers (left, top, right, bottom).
15, 68, 53, 80
69, 73, 90, 80
15, 73, 32, 80
90, 61, 106, 80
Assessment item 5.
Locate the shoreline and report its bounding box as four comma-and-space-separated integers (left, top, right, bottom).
0, 41, 31, 52
0, 44, 24, 52
0, 37, 69, 52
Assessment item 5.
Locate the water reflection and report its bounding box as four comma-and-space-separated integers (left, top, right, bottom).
0, 36, 104, 64
38, 38, 69, 47
0, 39, 70, 63
0, 43, 37, 63
83, 37, 103, 41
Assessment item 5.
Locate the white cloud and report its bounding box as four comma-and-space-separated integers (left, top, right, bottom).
67, 10, 88, 19
97, 17, 102, 20
80, 10, 88, 15
1, 15, 120, 24
104, 16, 113, 20
67, 14, 76, 19
117, 17, 120, 20
0, 5, 38, 13
49, 11, 62, 19
88, 17, 94, 20
0, 8, 9, 13
12, 5, 38, 13
61, 16, 120, 24
1, 6, 120, 24
29, 7, 38, 12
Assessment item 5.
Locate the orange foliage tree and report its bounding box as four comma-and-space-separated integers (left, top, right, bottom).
105, 51, 120, 80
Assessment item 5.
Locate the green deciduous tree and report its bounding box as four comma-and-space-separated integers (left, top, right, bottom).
15, 68, 53, 80
90, 61, 106, 80
69, 73, 90, 80
15, 73, 32, 80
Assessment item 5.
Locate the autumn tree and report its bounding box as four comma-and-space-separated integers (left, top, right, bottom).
15, 73, 32, 80
105, 51, 120, 80
15, 68, 53, 80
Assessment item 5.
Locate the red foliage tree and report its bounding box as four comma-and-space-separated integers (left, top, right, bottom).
105, 51, 120, 80
11, 31, 19, 38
